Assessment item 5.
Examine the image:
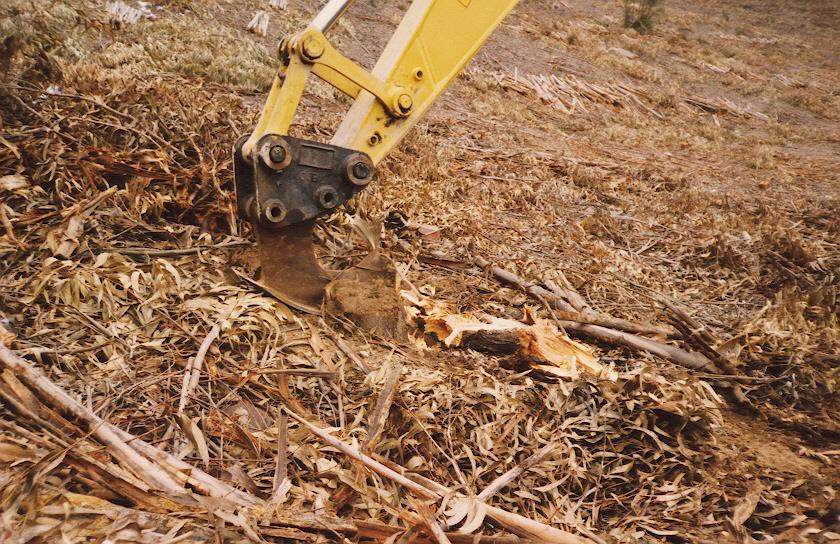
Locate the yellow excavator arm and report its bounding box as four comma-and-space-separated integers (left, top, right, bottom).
233, 0, 519, 312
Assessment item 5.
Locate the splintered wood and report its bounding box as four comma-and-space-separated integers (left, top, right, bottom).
409, 293, 615, 380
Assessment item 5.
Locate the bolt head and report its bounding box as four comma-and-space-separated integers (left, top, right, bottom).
397, 94, 413, 112
269, 145, 287, 164
352, 161, 371, 180
345, 154, 374, 186
302, 37, 324, 59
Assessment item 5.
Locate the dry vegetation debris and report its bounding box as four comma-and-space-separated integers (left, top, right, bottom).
1, 0, 839, 542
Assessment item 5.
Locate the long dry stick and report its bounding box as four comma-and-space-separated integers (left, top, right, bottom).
658, 298, 739, 375
0, 342, 184, 494
285, 407, 594, 544
558, 321, 714, 371
472, 257, 673, 337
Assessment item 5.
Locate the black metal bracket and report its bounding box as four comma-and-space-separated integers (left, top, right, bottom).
233, 134, 374, 229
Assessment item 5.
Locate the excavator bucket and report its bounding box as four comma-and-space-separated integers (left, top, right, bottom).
250, 211, 409, 342
233, 134, 411, 319
254, 219, 331, 314
233, 134, 376, 314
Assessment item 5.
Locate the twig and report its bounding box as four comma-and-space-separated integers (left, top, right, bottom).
285, 407, 594, 544
477, 443, 557, 501
177, 324, 220, 414
0, 342, 184, 494
363, 363, 401, 453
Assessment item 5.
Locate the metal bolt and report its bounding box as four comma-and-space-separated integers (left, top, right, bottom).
397, 93, 413, 113
352, 161, 370, 180
258, 137, 291, 170
302, 36, 324, 59
345, 154, 373, 186
269, 145, 287, 164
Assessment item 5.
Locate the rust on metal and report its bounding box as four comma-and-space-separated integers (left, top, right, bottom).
255, 219, 331, 314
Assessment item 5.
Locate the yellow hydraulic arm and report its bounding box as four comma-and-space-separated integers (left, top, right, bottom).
233, 0, 519, 312
242, 0, 519, 163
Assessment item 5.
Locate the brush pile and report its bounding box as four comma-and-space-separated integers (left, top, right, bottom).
1, 0, 839, 542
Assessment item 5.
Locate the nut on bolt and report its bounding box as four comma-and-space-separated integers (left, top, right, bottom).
302, 36, 324, 60
394, 93, 413, 115
258, 136, 292, 170
353, 162, 370, 179
398, 94, 413, 111
344, 153, 374, 186
269, 145, 287, 164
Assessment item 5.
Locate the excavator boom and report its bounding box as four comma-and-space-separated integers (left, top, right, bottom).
234, 0, 519, 312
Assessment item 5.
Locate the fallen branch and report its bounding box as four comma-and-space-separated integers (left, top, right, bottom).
658, 298, 739, 375
285, 406, 595, 544
472, 257, 674, 337
558, 321, 715, 371
0, 341, 185, 494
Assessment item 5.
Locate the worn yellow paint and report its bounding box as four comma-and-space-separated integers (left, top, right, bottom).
242, 55, 312, 157
331, 0, 519, 164
244, 0, 519, 165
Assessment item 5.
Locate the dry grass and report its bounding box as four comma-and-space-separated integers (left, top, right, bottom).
87, 14, 276, 90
